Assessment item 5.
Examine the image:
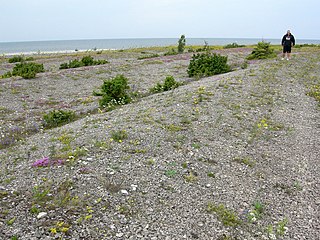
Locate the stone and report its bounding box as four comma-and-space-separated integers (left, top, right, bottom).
37, 212, 47, 219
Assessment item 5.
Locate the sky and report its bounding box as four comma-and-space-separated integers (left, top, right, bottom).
1, 0, 319, 42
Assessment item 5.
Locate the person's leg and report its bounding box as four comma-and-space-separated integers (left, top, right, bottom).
287, 47, 291, 60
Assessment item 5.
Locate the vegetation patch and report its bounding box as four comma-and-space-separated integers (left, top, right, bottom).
247, 42, 276, 60
306, 83, 320, 105
150, 75, 182, 93
207, 203, 241, 227
2, 62, 44, 79
59, 56, 108, 69
93, 74, 131, 110
224, 42, 245, 49
137, 53, 159, 60
43, 110, 76, 128
187, 53, 231, 78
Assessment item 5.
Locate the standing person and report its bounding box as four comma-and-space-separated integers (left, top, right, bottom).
281, 30, 295, 60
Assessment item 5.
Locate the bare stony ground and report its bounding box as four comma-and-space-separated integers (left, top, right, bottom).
0, 46, 319, 240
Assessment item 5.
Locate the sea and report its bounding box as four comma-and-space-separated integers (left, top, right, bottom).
1, 38, 320, 55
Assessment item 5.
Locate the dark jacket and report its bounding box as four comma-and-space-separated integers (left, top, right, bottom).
282, 34, 295, 46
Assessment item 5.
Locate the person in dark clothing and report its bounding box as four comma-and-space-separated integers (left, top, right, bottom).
281, 30, 295, 60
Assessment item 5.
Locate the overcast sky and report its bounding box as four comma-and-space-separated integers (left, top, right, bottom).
1, 0, 319, 42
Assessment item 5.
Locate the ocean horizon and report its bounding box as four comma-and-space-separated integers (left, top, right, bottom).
1, 38, 320, 55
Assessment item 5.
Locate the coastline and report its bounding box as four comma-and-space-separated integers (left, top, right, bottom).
1, 37, 320, 56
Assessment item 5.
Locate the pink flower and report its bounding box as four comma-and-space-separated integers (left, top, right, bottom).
32, 157, 64, 167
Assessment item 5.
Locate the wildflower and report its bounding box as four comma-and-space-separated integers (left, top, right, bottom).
32, 157, 64, 167
61, 227, 69, 233
50, 228, 57, 234
56, 221, 64, 227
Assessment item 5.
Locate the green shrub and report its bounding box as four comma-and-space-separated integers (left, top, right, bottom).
43, 110, 76, 128
247, 41, 276, 60
150, 76, 181, 93
111, 130, 128, 142
11, 62, 44, 79
25, 57, 34, 61
1, 71, 12, 79
59, 56, 108, 69
81, 55, 95, 66
94, 75, 131, 109
178, 35, 186, 53
138, 53, 160, 60
224, 42, 245, 49
8, 55, 24, 63
67, 59, 84, 69
164, 48, 178, 56
187, 53, 231, 78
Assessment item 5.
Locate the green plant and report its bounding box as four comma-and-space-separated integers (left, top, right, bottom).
223, 42, 245, 49
164, 48, 178, 56
165, 169, 177, 177
8, 62, 45, 79
8, 55, 24, 63
187, 53, 230, 78
233, 156, 256, 167
94, 75, 131, 109
59, 56, 108, 69
178, 35, 186, 53
307, 84, 320, 104
6, 217, 16, 226
184, 171, 197, 182
111, 129, 128, 142
253, 201, 265, 215
137, 53, 160, 60
207, 203, 241, 227
150, 76, 181, 93
247, 41, 276, 60
276, 218, 288, 236
43, 110, 76, 128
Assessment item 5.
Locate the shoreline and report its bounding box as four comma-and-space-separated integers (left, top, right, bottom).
1, 37, 320, 56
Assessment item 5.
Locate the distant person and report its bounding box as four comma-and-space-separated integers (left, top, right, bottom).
281, 30, 295, 60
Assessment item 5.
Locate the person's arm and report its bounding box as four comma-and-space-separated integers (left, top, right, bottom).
291, 35, 295, 46
281, 35, 285, 45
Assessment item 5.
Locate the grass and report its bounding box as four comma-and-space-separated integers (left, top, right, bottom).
207, 203, 241, 227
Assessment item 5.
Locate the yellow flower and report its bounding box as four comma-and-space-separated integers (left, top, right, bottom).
50, 228, 57, 234
61, 227, 69, 233
56, 221, 64, 227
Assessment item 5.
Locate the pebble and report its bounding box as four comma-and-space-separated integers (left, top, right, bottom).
116, 233, 124, 237
37, 212, 47, 219
121, 190, 129, 195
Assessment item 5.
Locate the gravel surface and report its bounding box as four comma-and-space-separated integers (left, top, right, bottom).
0, 47, 319, 239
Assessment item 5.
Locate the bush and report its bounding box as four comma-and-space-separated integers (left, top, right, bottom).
94, 75, 131, 109
164, 48, 178, 56
247, 42, 276, 60
11, 62, 44, 79
224, 42, 246, 49
81, 55, 95, 66
187, 53, 231, 78
150, 76, 181, 93
59, 56, 108, 69
178, 35, 186, 53
8, 55, 24, 63
137, 53, 160, 60
43, 110, 76, 128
